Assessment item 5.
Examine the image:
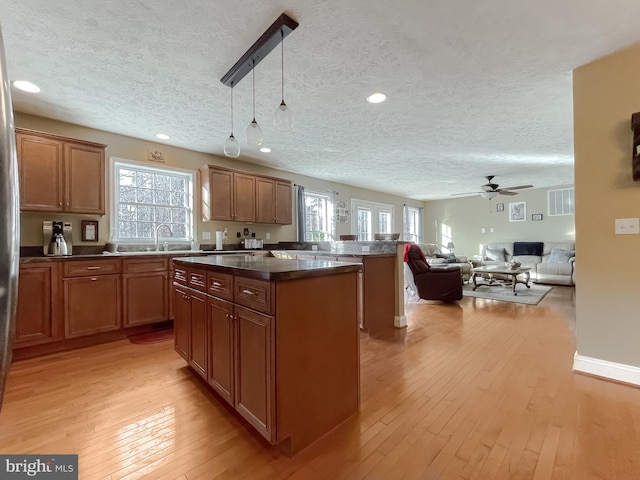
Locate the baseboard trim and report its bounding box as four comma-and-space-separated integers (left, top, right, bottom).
573, 353, 640, 386
394, 315, 407, 328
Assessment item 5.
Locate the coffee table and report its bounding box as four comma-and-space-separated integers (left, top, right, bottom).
471, 265, 532, 295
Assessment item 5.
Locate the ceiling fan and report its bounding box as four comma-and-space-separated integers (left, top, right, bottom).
452, 175, 534, 199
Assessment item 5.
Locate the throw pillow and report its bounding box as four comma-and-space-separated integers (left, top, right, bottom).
485, 247, 506, 262
548, 248, 575, 264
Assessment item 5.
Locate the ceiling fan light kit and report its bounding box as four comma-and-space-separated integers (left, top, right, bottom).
220, 13, 299, 157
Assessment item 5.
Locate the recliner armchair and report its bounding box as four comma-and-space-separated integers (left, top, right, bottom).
406, 244, 463, 302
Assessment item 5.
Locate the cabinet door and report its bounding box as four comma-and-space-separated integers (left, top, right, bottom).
123, 272, 169, 327
275, 180, 292, 224
233, 172, 256, 222
14, 263, 59, 347
208, 296, 234, 405
255, 177, 276, 223
207, 168, 234, 221
189, 289, 207, 379
234, 305, 275, 442
173, 284, 191, 361
64, 274, 121, 338
64, 142, 105, 214
17, 132, 64, 212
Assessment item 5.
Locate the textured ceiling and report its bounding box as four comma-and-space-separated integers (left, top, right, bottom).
1, 0, 640, 200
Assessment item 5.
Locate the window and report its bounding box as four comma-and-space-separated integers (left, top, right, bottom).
351, 199, 394, 241
403, 206, 422, 243
111, 158, 195, 243
304, 190, 334, 241
548, 187, 574, 216
441, 223, 452, 253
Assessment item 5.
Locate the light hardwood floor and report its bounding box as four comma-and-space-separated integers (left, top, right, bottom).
2, 286, 640, 479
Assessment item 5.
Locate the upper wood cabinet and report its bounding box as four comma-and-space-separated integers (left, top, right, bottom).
256, 177, 292, 224
200, 165, 292, 224
16, 128, 106, 214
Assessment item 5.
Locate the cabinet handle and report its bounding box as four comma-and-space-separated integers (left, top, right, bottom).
58, 202, 62, 207
241, 289, 256, 295
86, 266, 101, 270
66, 202, 69, 207
212, 281, 222, 287
183, 295, 189, 300
91, 277, 97, 281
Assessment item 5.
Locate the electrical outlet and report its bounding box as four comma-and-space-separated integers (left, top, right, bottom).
615, 218, 640, 234
481, 228, 486, 233
311, 245, 318, 251
362, 245, 370, 252
202, 232, 211, 240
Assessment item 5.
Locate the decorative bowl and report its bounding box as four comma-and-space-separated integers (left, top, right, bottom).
374, 233, 400, 241
339, 234, 358, 241
508, 260, 522, 270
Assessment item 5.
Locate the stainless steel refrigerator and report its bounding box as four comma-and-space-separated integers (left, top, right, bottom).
0, 23, 20, 411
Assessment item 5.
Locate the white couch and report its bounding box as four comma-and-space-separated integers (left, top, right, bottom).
417, 243, 471, 282
478, 241, 575, 286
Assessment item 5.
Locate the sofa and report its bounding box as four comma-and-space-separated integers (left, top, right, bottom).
477, 241, 575, 286
416, 243, 471, 282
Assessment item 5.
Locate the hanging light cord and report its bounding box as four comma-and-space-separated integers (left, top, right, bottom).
230, 86, 234, 135
280, 29, 285, 102
252, 60, 256, 122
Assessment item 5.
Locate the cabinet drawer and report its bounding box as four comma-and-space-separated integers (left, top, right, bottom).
174, 266, 188, 284
63, 259, 121, 277
234, 277, 273, 314
207, 272, 233, 300
122, 257, 169, 273
188, 270, 206, 291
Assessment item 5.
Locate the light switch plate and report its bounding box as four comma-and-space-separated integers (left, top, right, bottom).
362, 245, 369, 252
615, 218, 640, 234
202, 232, 211, 240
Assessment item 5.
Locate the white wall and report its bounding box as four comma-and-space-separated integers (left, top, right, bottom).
423, 186, 575, 256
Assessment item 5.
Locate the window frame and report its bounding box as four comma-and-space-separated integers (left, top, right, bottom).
351, 198, 395, 241
403, 206, 422, 243
109, 157, 195, 245
303, 189, 335, 242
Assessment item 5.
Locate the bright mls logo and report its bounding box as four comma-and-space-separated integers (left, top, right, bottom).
0, 455, 78, 479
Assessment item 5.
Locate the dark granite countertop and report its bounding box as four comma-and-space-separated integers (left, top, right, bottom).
173, 255, 362, 281
18, 250, 261, 263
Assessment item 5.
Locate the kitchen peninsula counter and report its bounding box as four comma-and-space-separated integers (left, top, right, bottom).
172, 254, 360, 456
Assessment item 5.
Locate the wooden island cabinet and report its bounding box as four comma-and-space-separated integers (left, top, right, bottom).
172, 255, 360, 455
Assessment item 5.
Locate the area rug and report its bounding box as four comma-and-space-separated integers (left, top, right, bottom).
462, 283, 552, 305
128, 328, 174, 345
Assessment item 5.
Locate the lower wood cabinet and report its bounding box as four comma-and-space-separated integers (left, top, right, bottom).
172, 282, 207, 378
207, 296, 234, 405
64, 274, 121, 338
234, 305, 274, 441
14, 263, 60, 347
122, 257, 169, 327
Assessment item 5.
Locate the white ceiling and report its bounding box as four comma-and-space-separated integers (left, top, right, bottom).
2, 0, 640, 200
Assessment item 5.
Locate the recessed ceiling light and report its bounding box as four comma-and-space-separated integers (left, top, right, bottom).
13, 80, 40, 93
155, 133, 170, 140
366, 92, 386, 104
259, 147, 271, 153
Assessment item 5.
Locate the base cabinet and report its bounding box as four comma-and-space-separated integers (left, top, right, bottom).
14, 263, 59, 347
64, 275, 121, 338
122, 258, 169, 327
173, 262, 359, 456
234, 305, 274, 441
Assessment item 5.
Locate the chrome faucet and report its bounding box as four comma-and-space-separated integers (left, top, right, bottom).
155, 224, 173, 251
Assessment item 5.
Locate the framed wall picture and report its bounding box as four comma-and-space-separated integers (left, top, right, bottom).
532, 213, 543, 221
509, 201, 526, 222
496, 203, 504, 212
81, 220, 99, 241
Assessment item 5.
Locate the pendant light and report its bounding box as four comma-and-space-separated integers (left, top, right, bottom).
246, 60, 264, 146
273, 29, 293, 131
223, 86, 240, 157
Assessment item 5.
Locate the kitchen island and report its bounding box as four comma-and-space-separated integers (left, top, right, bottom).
172, 255, 361, 456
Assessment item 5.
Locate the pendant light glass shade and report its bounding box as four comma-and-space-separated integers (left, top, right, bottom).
246, 61, 264, 146
274, 29, 293, 132
224, 87, 240, 158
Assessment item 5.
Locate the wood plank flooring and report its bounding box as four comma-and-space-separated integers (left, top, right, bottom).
2, 286, 640, 479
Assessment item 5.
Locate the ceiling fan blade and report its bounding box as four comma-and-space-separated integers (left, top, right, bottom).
451, 191, 483, 196
498, 190, 518, 196
500, 184, 533, 191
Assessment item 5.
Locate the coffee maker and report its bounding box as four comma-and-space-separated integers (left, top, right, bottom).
43, 221, 72, 256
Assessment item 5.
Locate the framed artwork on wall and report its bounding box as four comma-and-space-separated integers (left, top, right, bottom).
509, 202, 526, 222
532, 213, 543, 221
496, 203, 504, 212
81, 220, 99, 241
